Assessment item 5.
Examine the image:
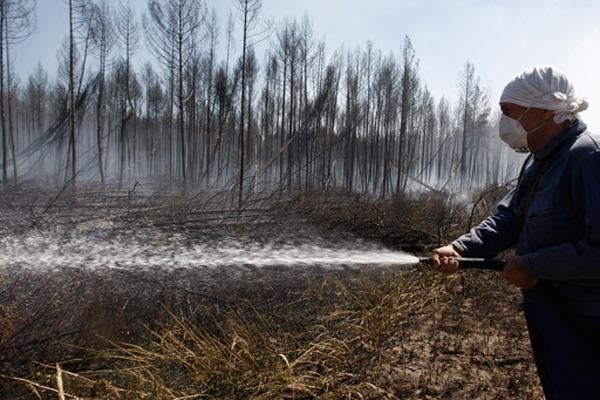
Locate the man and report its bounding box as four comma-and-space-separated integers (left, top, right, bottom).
432, 65, 598, 399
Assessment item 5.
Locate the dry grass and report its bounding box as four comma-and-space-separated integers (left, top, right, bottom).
3, 268, 543, 399
282, 189, 472, 253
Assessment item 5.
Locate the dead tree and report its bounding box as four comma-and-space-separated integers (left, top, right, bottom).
145, 0, 204, 185
91, 0, 114, 184
458, 61, 475, 185
235, 0, 263, 207
0, 0, 35, 185
24, 62, 48, 143
457, 61, 490, 187
67, 0, 79, 184
115, 0, 139, 187
59, 0, 93, 184
202, 9, 218, 184
139, 62, 163, 175
395, 36, 418, 194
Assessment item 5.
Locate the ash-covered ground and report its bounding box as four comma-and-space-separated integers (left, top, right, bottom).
0, 184, 542, 399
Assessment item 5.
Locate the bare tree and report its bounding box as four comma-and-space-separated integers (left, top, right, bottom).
395, 36, 419, 194
204, 8, 218, 184
0, 0, 36, 185
235, 0, 268, 207
274, 19, 299, 197
459, 61, 475, 183
139, 61, 163, 175
115, 0, 139, 187
67, 0, 83, 183
145, 0, 204, 184
24, 62, 48, 141
91, 0, 114, 184
457, 61, 489, 187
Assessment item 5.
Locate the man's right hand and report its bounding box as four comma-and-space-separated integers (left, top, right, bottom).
431, 245, 461, 274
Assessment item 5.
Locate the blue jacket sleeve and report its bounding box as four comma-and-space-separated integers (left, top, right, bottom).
452, 188, 522, 258
524, 151, 600, 280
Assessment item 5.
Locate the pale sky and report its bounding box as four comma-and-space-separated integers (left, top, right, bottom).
14, 0, 600, 130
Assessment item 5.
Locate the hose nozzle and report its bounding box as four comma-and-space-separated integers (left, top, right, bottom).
419, 257, 505, 271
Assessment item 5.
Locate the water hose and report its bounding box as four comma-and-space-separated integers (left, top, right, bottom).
418, 257, 505, 271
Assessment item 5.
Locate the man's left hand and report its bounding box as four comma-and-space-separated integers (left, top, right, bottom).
503, 256, 539, 289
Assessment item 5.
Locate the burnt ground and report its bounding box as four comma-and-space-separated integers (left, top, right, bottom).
0, 183, 542, 399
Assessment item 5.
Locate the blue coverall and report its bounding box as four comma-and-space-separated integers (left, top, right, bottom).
453, 119, 600, 399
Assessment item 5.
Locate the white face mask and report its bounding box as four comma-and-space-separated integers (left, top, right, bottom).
499, 114, 530, 153
498, 107, 550, 154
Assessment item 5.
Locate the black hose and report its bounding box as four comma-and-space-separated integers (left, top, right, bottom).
419, 257, 505, 271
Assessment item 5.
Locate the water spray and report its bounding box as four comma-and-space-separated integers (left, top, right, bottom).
0, 227, 507, 272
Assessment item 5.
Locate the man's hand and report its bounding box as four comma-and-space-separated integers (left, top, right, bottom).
503, 256, 538, 289
431, 245, 461, 274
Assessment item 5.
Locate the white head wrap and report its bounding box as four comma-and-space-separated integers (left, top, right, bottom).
500, 65, 589, 123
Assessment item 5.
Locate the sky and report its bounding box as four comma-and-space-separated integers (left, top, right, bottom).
14, 0, 600, 130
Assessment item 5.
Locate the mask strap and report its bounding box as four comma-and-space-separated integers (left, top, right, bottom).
516, 106, 531, 123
